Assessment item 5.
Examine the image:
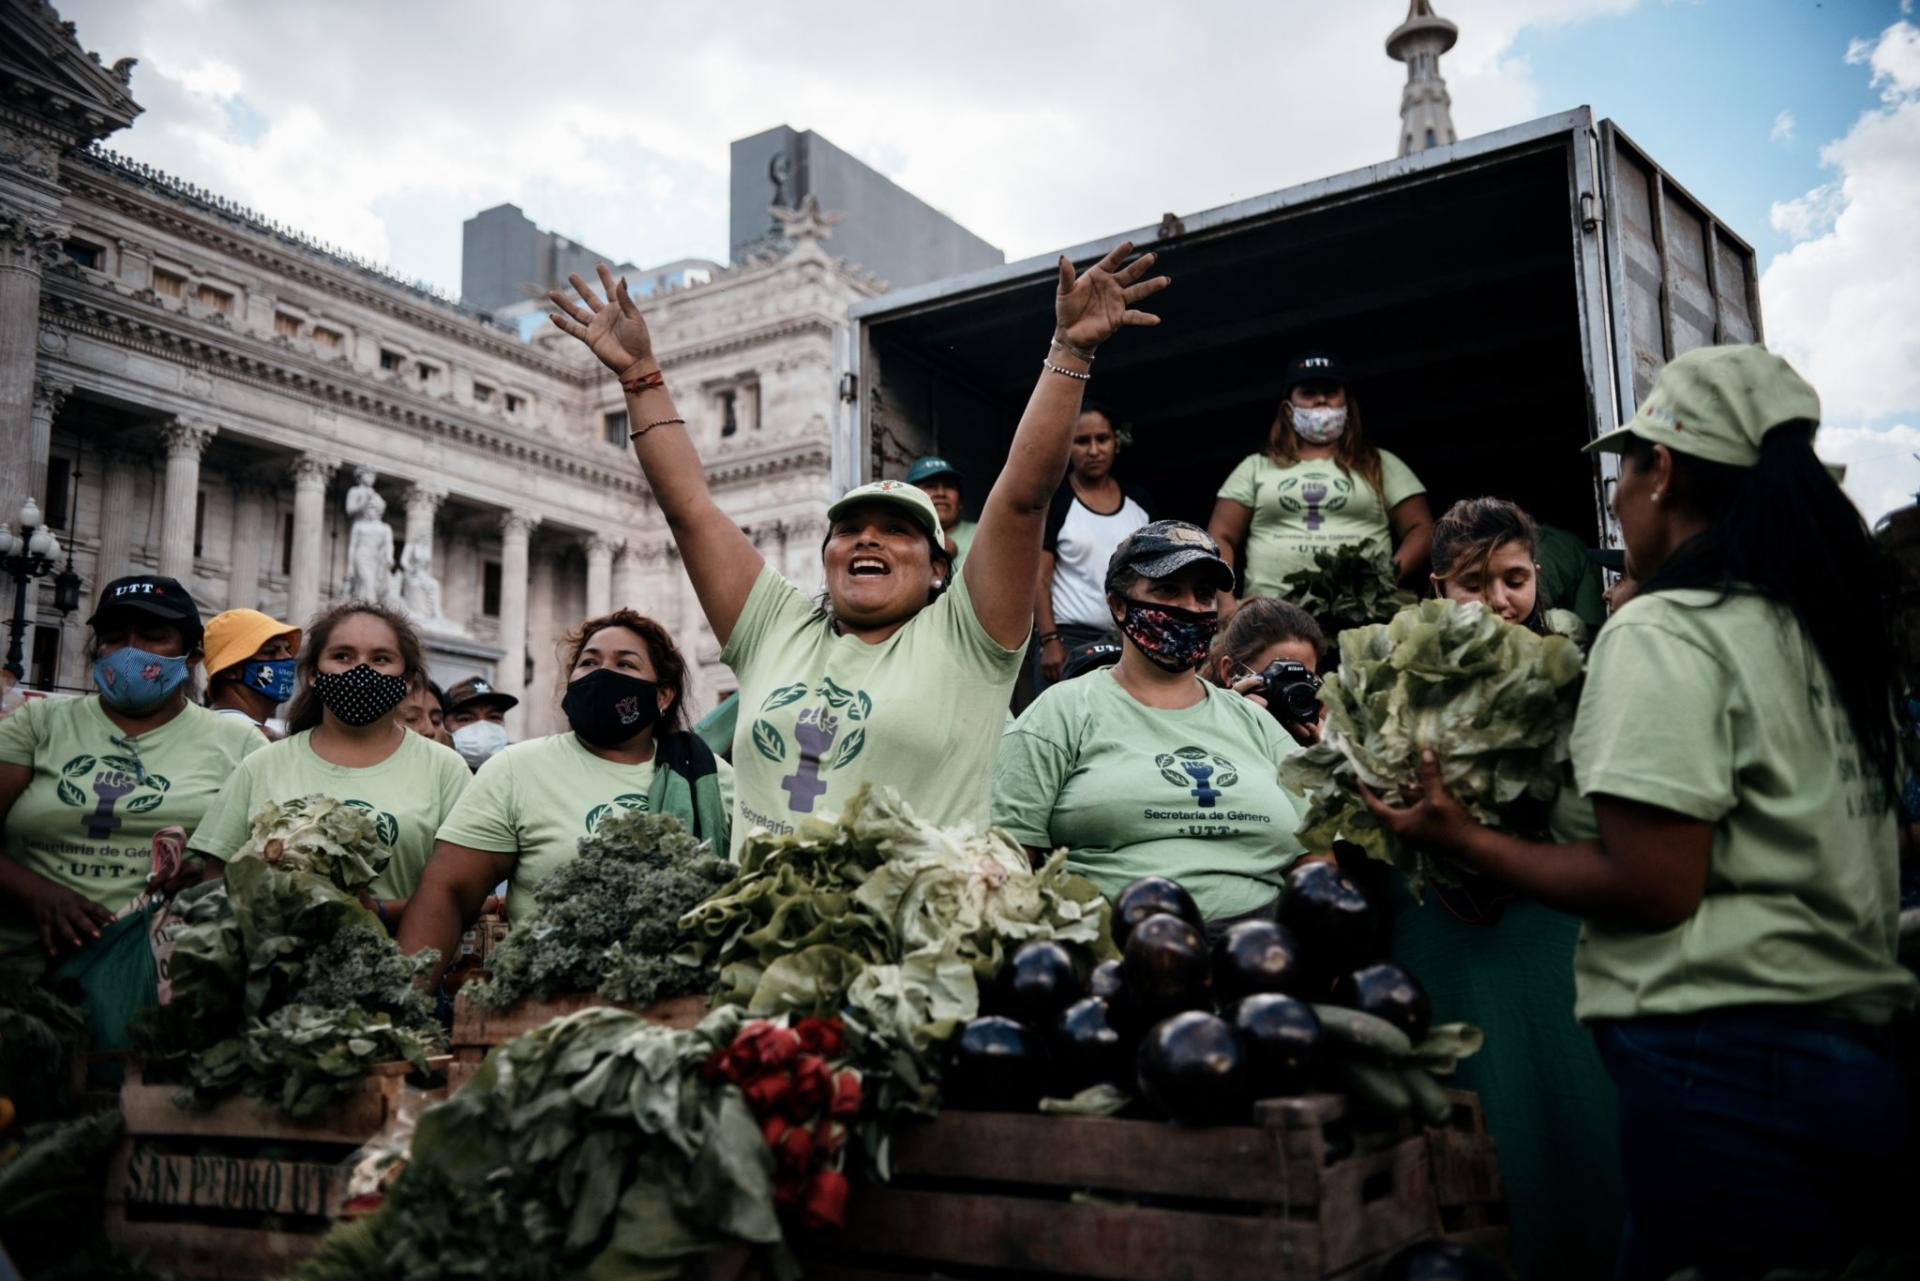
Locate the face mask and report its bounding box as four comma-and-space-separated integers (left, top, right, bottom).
563, 668, 664, 748
238, 658, 298, 704
312, 663, 411, 727
1117, 599, 1218, 673
1292, 405, 1348, 444
93, 646, 190, 713
452, 719, 510, 768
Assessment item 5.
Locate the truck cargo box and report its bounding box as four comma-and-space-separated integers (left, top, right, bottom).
848, 108, 1762, 548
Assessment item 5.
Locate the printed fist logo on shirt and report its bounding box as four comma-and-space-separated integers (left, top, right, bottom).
584, 793, 650, 833
341, 798, 400, 847
1274, 474, 1351, 533
750, 678, 873, 814
1154, 746, 1240, 809
56, 753, 172, 839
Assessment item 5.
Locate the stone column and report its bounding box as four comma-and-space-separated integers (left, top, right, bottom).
584, 536, 615, 618
227, 483, 266, 611
611, 542, 638, 610
497, 512, 538, 730
26, 379, 71, 512
287, 455, 337, 626
157, 419, 217, 586
0, 215, 64, 532
94, 446, 139, 584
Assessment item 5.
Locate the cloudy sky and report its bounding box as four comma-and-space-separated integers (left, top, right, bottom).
60, 0, 1920, 521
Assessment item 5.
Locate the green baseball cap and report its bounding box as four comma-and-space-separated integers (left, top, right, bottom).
904, 455, 964, 488
827, 479, 946, 547
1584, 344, 1820, 467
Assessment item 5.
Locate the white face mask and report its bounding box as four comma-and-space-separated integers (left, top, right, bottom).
452, 720, 509, 768
1292, 405, 1348, 444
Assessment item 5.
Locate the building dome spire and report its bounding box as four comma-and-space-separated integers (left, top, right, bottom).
1386, 0, 1459, 157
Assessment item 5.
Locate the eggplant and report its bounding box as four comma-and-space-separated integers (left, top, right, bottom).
1330, 961, 1432, 1044
1120, 913, 1212, 1023
1135, 1011, 1250, 1126
1052, 997, 1130, 1094
990, 940, 1084, 1027
1212, 920, 1308, 1003
1376, 1241, 1511, 1281
1277, 861, 1378, 986
1088, 958, 1126, 1004
1111, 876, 1203, 949
1228, 994, 1321, 1098
947, 1016, 1051, 1112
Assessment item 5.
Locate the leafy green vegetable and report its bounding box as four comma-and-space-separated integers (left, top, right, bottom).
0, 985, 88, 1125
1281, 599, 1585, 893
678, 785, 1115, 1048
469, 809, 734, 1011
0, 1109, 125, 1277
130, 795, 444, 1118
1280, 543, 1417, 631
293, 1006, 786, 1281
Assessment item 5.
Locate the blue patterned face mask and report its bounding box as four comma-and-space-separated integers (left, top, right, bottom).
93, 646, 190, 712
238, 657, 298, 703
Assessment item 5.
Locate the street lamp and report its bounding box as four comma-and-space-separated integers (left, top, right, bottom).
0, 497, 85, 681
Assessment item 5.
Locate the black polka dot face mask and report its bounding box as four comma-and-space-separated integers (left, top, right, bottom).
312, 664, 411, 727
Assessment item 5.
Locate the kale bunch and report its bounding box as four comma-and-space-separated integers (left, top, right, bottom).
130, 794, 445, 1118
469, 809, 735, 1010
1281, 542, 1417, 633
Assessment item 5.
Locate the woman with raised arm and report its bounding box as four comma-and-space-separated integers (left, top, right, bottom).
549, 247, 1169, 852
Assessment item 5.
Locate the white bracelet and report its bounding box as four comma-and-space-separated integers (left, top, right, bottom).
1042, 359, 1091, 382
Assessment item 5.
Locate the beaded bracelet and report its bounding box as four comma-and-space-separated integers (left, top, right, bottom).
631, 417, 685, 441
619, 368, 666, 395
1042, 359, 1091, 382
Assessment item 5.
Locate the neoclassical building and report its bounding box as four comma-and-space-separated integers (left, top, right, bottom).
2, 1, 880, 735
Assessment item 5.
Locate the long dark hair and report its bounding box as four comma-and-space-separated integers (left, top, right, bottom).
1626, 428, 1900, 802
1430, 496, 1550, 631
1267, 394, 1386, 497
559, 609, 690, 733
284, 601, 427, 734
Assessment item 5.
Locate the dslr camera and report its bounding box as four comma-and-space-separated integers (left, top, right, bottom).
1251, 659, 1322, 725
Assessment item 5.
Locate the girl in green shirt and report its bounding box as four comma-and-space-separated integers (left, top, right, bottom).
1393, 497, 1624, 1281
545, 244, 1170, 852
1207, 352, 1434, 611
995, 521, 1312, 926
1363, 347, 1915, 1280
399, 610, 732, 989
0, 574, 263, 965
187, 601, 470, 921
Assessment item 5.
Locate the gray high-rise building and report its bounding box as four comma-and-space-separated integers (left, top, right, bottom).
730, 126, 1002, 288
460, 203, 637, 313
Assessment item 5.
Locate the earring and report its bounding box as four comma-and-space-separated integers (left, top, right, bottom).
930, 578, 945, 591
1651, 491, 1663, 503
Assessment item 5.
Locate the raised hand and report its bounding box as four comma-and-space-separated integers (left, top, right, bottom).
548, 262, 655, 379
1054, 241, 1172, 352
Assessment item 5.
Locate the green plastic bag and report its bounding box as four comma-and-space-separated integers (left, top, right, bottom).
50, 901, 160, 1088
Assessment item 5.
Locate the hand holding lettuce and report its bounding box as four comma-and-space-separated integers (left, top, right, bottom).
1281, 600, 1584, 894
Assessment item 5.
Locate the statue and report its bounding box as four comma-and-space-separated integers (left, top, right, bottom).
399, 538, 448, 625
343, 468, 398, 606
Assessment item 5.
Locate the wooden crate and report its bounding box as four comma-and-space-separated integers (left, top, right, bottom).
105, 1057, 448, 1280
447, 990, 710, 1090
794, 1090, 1506, 1281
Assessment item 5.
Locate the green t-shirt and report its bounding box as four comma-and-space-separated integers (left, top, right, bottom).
1536, 525, 1607, 631
0, 698, 266, 952
1568, 589, 1918, 1024
1216, 450, 1424, 600
993, 669, 1310, 921
435, 732, 735, 922
720, 562, 1024, 858
948, 519, 978, 569
186, 728, 471, 899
